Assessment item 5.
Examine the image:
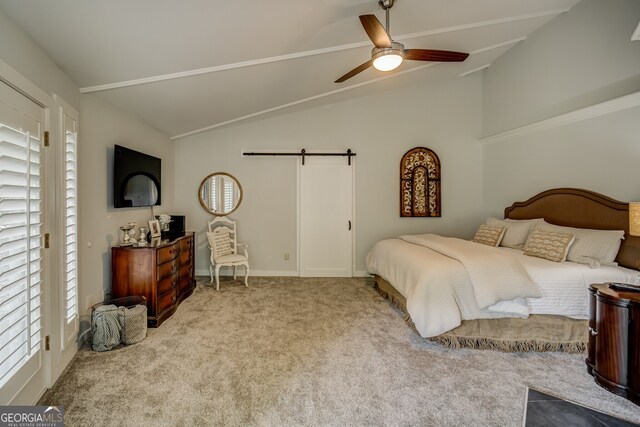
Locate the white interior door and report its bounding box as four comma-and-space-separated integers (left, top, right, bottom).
0, 81, 47, 404
299, 156, 353, 277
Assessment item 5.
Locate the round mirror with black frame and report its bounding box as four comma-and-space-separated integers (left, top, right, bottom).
198, 172, 243, 216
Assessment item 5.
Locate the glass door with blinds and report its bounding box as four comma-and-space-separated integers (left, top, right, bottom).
0, 81, 47, 404
60, 106, 78, 351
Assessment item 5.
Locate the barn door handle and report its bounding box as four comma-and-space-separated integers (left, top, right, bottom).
348, 220, 351, 231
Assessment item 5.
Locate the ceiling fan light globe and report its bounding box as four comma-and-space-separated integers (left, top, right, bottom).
373, 53, 403, 71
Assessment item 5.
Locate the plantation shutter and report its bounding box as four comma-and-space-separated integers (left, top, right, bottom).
210, 176, 218, 213
0, 97, 44, 387
223, 179, 233, 213
61, 110, 78, 346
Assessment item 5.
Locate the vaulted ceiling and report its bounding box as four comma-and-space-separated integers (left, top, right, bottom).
0, 0, 580, 138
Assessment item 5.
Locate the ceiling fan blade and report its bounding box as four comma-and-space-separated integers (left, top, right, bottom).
404, 49, 469, 62
359, 15, 392, 48
335, 60, 373, 83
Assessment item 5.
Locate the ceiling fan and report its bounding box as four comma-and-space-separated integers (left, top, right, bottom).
335, 0, 469, 83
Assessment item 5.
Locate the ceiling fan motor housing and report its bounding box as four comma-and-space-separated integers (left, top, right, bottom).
371, 41, 404, 60
371, 41, 404, 71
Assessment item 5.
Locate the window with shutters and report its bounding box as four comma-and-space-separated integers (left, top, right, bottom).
62, 111, 78, 332
1, 69, 79, 405
223, 179, 233, 213
210, 177, 218, 213
0, 96, 44, 387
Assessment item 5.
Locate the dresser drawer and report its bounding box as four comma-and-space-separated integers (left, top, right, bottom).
158, 274, 177, 295
178, 250, 191, 267
157, 244, 179, 264
178, 276, 192, 294
158, 289, 176, 313
157, 259, 178, 281
179, 264, 192, 279
179, 237, 192, 253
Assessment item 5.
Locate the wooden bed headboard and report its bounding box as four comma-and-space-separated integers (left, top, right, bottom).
504, 188, 640, 271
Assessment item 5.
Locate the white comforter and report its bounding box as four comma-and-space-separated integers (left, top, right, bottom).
400, 234, 541, 308
366, 234, 639, 338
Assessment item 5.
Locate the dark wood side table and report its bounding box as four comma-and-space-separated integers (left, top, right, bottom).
586, 283, 639, 405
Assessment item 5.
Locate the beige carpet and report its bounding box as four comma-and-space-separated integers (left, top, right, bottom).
40, 277, 640, 426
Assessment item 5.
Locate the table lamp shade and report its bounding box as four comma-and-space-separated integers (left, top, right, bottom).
630, 202, 640, 237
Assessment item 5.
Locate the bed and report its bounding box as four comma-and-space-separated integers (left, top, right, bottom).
366, 188, 640, 352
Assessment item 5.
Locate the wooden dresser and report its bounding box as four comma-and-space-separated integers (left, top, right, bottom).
111, 232, 195, 327
586, 283, 640, 405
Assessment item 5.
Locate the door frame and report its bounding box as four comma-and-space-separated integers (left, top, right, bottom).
0, 59, 56, 405
296, 151, 356, 277
51, 94, 79, 385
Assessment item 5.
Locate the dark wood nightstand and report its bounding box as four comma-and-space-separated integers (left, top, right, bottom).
586, 283, 640, 405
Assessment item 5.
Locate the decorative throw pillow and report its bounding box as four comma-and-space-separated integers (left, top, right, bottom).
486, 218, 541, 249
524, 230, 575, 262
535, 223, 624, 266
472, 224, 506, 247
207, 231, 233, 258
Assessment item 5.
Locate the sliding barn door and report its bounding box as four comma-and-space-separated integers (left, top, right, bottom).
299, 156, 353, 277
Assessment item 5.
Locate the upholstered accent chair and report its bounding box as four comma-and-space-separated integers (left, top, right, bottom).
207, 217, 249, 290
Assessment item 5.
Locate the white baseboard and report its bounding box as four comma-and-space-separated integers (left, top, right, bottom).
195, 269, 299, 277
354, 270, 372, 277
196, 269, 371, 278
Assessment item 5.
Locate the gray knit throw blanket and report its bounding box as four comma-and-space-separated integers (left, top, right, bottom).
92, 305, 121, 352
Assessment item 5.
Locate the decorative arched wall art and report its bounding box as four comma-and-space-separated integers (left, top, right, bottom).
400, 147, 441, 217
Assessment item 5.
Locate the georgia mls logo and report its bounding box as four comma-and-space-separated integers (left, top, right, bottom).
0, 405, 64, 427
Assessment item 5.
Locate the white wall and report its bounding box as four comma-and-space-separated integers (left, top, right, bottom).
483, 106, 640, 217
78, 95, 175, 323
483, 0, 640, 136
175, 73, 484, 275
0, 8, 79, 108
0, 7, 176, 340
482, 0, 640, 216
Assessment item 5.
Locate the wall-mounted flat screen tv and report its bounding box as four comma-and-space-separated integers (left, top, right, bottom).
113, 145, 161, 208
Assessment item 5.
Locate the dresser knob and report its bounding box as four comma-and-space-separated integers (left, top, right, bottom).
589, 327, 598, 336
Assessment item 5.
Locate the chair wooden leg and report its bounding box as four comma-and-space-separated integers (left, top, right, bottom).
244, 264, 249, 287
215, 265, 221, 291
233, 265, 237, 280
209, 264, 214, 284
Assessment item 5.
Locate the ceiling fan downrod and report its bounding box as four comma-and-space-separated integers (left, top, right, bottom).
379, 0, 394, 35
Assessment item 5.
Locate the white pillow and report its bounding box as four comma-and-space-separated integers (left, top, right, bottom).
534, 223, 624, 266
207, 231, 233, 258
486, 218, 544, 249
504, 218, 546, 225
